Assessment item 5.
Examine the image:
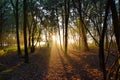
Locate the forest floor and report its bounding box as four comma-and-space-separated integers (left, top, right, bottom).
0, 42, 103, 80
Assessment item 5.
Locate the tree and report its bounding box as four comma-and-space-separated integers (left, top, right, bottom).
23, 0, 29, 63
10, 0, 22, 57
72, 0, 89, 51
110, 0, 120, 53
64, 0, 70, 54
110, 0, 120, 79
0, 2, 4, 47
99, 0, 109, 79
78, 0, 89, 51
98, 0, 120, 79
0, 1, 7, 47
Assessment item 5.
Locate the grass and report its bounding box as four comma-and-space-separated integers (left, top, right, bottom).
0, 69, 13, 74
4, 46, 17, 52
0, 46, 17, 56
0, 50, 5, 56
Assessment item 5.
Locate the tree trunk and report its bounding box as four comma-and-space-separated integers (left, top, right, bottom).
31, 28, 35, 53
119, 0, 120, 20
79, 19, 89, 51
16, 0, 22, 57
30, 12, 37, 53
110, 0, 120, 52
64, 0, 70, 54
56, 8, 62, 48
62, 5, 65, 48
10, 0, 22, 57
0, 11, 3, 48
105, 32, 108, 49
23, 0, 29, 63
99, 0, 110, 80
110, 1, 120, 79
45, 27, 49, 47
28, 31, 31, 49
78, 0, 89, 51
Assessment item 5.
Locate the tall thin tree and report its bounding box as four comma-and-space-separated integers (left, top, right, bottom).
78, 0, 89, 51
64, 0, 70, 54
10, 0, 22, 57
16, 0, 21, 57
110, 0, 120, 53
99, 0, 110, 79
23, 0, 29, 63
110, 0, 120, 79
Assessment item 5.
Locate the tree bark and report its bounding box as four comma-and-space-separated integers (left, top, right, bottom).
110, 0, 120, 53
99, 0, 110, 80
62, 5, 65, 48
64, 0, 70, 54
23, 0, 29, 63
110, 0, 120, 79
0, 11, 3, 48
76, 0, 89, 51
16, 0, 22, 57
10, 0, 22, 57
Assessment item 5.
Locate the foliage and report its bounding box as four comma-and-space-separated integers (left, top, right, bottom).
0, 50, 5, 56
0, 0, 120, 79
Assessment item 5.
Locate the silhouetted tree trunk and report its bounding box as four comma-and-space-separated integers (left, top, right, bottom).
99, 0, 110, 80
16, 0, 21, 57
0, 11, 3, 47
30, 11, 37, 52
56, 8, 62, 48
31, 24, 36, 53
64, 0, 70, 54
110, 1, 120, 79
28, 20, 32, 49
23, 0, 29, 63
10, 0, 22, 57
0, 1, 6, 48
62, 5, 65, 48
78, 0, 89, 51
105, 32, 108, 49
119, 0, 120, 25
110, 0, 120, 53
45, 27, 49, 47
28, 31, 31, 48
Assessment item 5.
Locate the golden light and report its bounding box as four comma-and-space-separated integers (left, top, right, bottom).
33, 30, 94, 48
52, 34, 64, 45
52, 35, 56, 41
34, 41, 46, 47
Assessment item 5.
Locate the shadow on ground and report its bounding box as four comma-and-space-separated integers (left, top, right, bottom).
0, 47, 51, 80
58, 48, 103, 80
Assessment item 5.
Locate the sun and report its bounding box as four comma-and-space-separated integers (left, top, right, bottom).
52, 35, 56, 41
52, 34, 62, 45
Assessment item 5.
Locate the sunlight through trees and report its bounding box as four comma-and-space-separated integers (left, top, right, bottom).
0, 0, 120, 79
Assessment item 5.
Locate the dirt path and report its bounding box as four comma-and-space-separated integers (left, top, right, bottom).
0, 42, 103, 80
